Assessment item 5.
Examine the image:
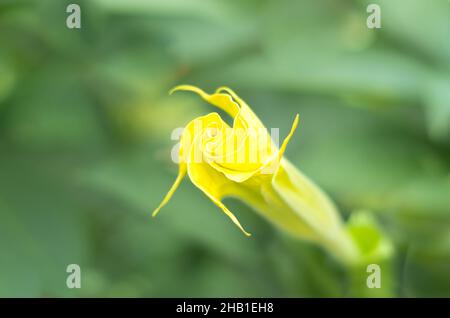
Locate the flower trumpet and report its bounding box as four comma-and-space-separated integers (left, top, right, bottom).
153, 85, 388, 265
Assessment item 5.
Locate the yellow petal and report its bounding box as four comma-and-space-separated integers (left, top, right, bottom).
170, 85, 239, 118
259, 114, 299, 175
152, 112, 225, 217
152, 164, 186, 217
207, 193, 252, 237
277, 114, 299, 161
233, 180, 320, 241
273, 159, 341, 237
187, 148, 251, 236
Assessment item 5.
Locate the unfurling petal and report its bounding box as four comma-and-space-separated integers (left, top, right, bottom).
152, 85, 391, 267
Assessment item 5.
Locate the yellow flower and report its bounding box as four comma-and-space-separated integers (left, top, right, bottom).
153, 85, 362, 263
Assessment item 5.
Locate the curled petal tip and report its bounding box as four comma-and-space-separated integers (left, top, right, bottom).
293, 114, 300, 127
237, 224, 252, 237
169, 86, 182, 95
169, 85, 193, 95
215, 86, 234, 94
169, 85, 206, 96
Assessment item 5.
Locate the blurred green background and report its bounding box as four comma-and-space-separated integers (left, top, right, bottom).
0, 0, 449, 297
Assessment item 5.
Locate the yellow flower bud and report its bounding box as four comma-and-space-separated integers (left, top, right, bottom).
153, 85, 364, 264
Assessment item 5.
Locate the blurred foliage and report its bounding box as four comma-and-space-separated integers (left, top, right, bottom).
0, 0, 449, 297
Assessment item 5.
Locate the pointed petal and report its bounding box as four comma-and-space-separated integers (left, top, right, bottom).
277, 114, 299, 160
187, 157, 251, 236
152, 164, 186, 217
207, 193, 252, 237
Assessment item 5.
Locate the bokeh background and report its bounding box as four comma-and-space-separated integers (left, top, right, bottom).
0, 0, 449, 297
